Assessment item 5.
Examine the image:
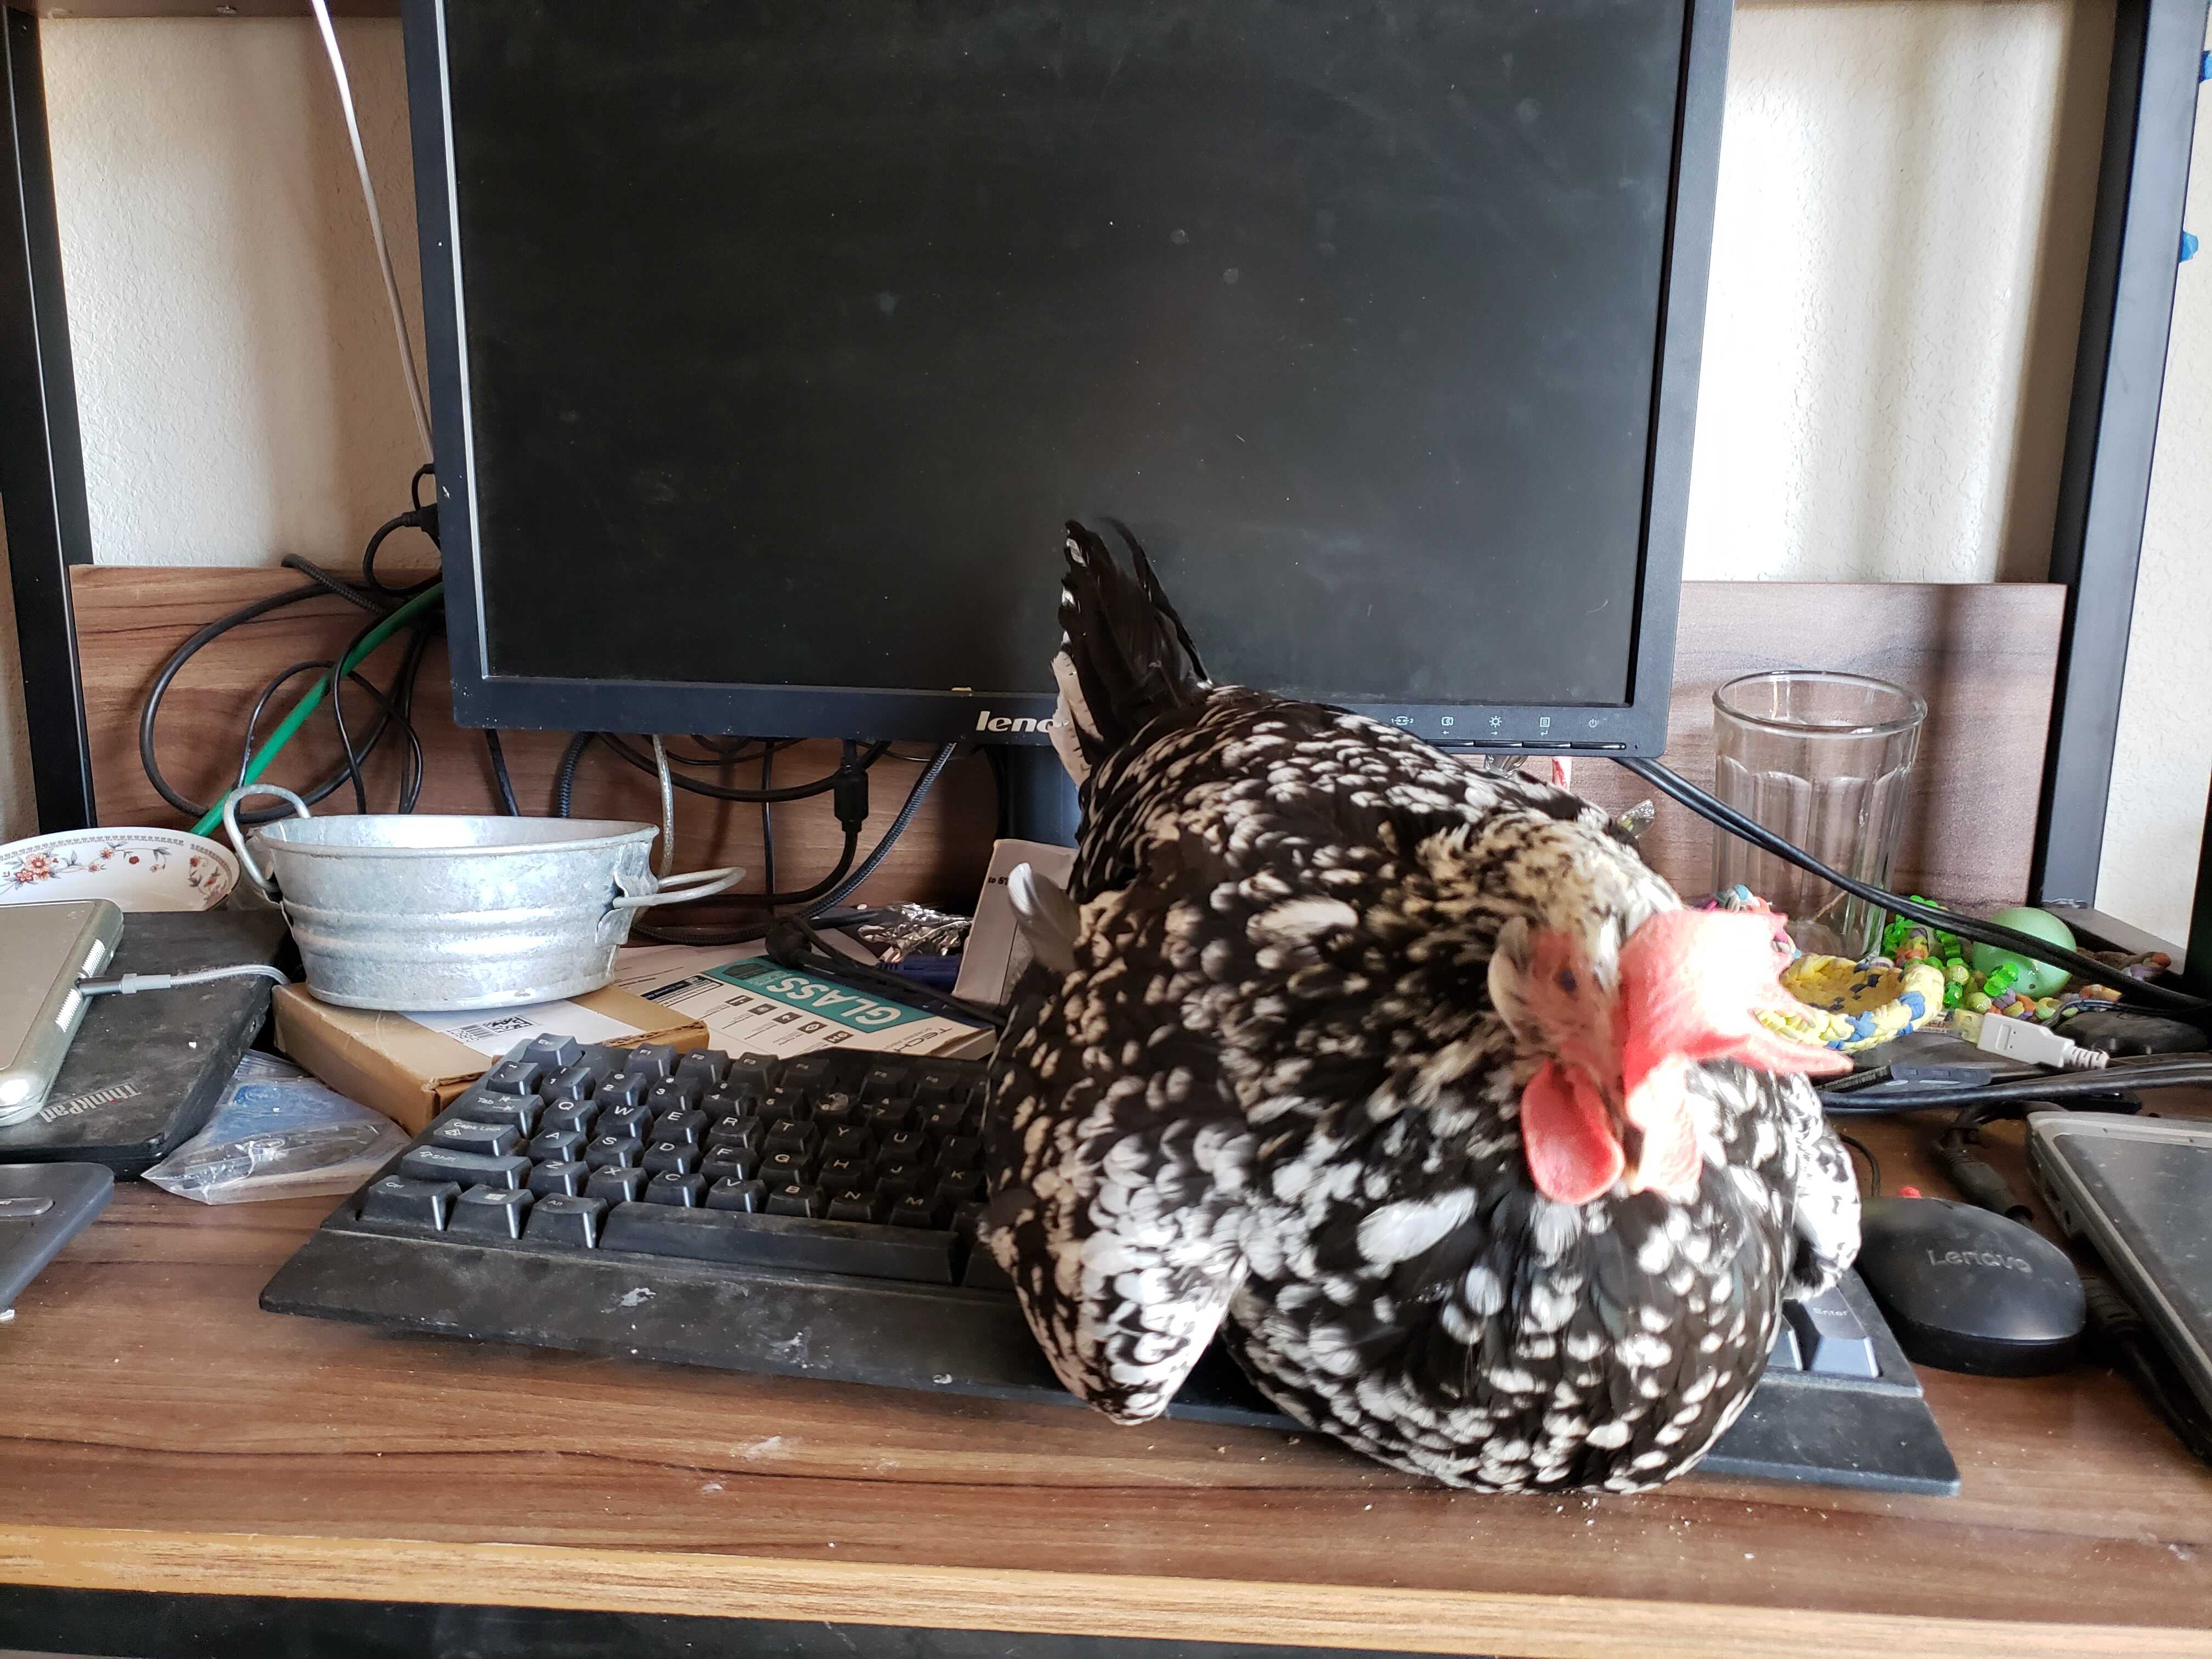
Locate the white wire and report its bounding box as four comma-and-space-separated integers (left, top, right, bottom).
306, 0, 435, 459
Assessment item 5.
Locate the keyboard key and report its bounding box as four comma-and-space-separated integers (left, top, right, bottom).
600, 1104, 654, 1142
766, 1084, 811, 1122
642, 1141, 698, 1176
828, 1193, 883, 1223
528, 1160, 590, 1198
451, 1088, 540, 1136
360, 1174, 460, 1229
595, 1073, 650, 1112
761, 1149, 816, 1186
599, 1197, 957, 1283
652, 1108, 709, 1147
701, 1089, 757, 1122
867, 1101, 915, 1135
706, 1176, 767, 1213
699, 1147, 757, 1184
431, 1118, 522, 1157
765, 1119, 820, 1157
1787, 1286, 1880, 1379
725, 1053, 780, 1094
766, 1182, 825, 1217
647, 1171, 707, 1207
540, 1101, 598, 1138
781, 1053, 838, 1092
646, 1078, 704, 1115
623, 1043, 679, 1081
481, 1058, 546, 1096
818, 1157, 871, 1196
861, 1065, 909, 1103
400, 1147, 529, 1191
585, 1135, 645, 1170
586, 1166, 650, 1204
1767, 1319, 1804, 1372
879, 1128, 930, 1166
939, 1135, 985, 1172
541, 1062, 601, 1104
675, 1049, 730, 1089
876, 1163, 927, 1203
529, 1129, 587, 1164
706, 1118, 766, 1157
451, 1184, 533, 1239
810, 1093, 860, 1133
919, 1101, 969, 1138
518, 1035, 583, 1072
889, 1194, 946, 1229
525, 1193, 606, 1248
938, 1167, 986, 1205
962, 1245, 1015, 1292
823, 1125, 875, 1163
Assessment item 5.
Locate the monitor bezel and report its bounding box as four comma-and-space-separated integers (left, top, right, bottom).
404, 0, 1727, 756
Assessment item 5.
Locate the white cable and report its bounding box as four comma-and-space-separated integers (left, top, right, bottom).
78, 963, 292, 997
1976, 1011, 2110, 1071
306, 0, 435, 459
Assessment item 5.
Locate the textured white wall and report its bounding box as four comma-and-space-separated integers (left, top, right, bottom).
1687, 0, 2112, 583
0, 5, 2199, 944
2095, 9, 2212, 947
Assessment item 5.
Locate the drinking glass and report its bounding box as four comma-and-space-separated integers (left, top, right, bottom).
1711, 671, 1927, 959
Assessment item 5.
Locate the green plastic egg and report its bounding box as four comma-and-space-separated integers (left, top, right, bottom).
1970, 906, 2077, 998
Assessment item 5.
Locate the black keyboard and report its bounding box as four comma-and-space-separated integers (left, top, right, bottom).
262, 1036, 1960, 1496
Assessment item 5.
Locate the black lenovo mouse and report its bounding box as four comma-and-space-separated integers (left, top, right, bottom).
1855, 1196, 2085, 1376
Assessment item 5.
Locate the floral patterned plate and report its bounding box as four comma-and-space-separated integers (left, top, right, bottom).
0, 828, 239, 911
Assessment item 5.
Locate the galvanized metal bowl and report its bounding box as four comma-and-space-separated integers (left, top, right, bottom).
222, 787, 743, 1012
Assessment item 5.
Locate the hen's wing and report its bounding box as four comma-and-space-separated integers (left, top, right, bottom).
982, 881, 1255, 1423
1769, 1071, 1860, 1297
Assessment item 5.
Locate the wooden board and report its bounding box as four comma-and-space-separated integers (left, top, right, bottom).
0, 1105, 2206, 1656
72, 565, 1000, 918
72, 568, 2062, 914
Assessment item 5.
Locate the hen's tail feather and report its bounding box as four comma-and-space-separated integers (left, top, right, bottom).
1052, 520, 1210, 785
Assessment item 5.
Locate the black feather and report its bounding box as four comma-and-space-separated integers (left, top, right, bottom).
1056, 520, 1208, 772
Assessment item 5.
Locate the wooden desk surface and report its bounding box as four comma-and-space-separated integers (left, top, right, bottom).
1, 1111, 2207, 1658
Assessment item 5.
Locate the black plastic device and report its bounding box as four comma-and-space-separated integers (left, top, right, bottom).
403, 0, 1728, 758
264, 1035, 1960, 1497
1854, 1196, 2086, 1377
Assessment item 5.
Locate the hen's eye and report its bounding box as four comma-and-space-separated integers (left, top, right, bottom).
1556, 968, 1578, 995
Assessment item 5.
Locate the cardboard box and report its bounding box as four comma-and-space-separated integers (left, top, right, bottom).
273, 983, 708, 1133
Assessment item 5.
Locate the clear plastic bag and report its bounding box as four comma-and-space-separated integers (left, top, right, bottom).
141, 1052, 408, 1204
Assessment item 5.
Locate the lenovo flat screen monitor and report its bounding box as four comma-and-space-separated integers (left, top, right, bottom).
407, 0, 1726, 755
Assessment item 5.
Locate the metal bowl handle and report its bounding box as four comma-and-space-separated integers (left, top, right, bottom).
610, 865, 747, 911
220, 785, 312, 896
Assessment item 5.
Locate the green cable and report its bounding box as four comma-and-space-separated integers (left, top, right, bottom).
191, 582, 445, 838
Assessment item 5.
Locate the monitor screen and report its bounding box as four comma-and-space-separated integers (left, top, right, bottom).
415, 0, 1720, 746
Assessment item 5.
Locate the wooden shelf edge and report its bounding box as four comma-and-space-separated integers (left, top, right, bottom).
0, 1526, 2202, 1659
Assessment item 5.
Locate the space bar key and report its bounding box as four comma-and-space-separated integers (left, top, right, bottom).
599, 1201, 956, 1284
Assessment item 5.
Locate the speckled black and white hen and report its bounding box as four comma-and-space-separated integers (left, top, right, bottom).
980, 522, 1861, 1493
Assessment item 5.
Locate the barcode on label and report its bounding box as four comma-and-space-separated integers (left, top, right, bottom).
450, 1014, 534, 1045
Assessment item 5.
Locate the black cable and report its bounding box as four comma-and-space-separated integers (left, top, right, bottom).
765, 912, 1003, 1029
329, 664, 427, 814
593, 732, 890, 803
1621, 756, 2209, 1014
325, 607, 435, 814
2082, 1268, 2212, 1468
1819, 1060, 2212, 1114
553, 732, 594, 817
484, 730, 520, 816
241, 661, 335, 789
804, 741, 960, 916
360, 507, 440, 599
1837, 1132, 1881, 1196
279, 554, 383, 614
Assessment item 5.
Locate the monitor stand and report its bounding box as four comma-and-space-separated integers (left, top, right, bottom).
990, 747, 1081, 848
